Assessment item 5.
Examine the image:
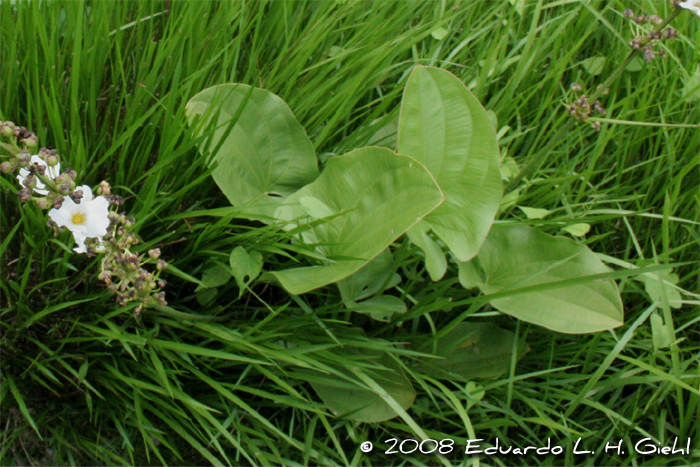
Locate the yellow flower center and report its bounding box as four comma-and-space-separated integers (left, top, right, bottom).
72, 212, 87, 225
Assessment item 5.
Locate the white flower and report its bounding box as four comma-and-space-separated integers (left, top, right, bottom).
49, 185, 110, 254
680, 0, 700, 17
16, 155, 61, 195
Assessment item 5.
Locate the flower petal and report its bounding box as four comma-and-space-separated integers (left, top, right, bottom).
78, 185, 94, 203
84, 196, 110, 237
72, 231, 88, 254
680, 0, 700, 17
49, 204, 71, 227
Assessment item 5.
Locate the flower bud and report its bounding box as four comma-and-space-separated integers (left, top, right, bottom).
0, 161, 14, 173
156, 259, 168, 271
34, 197, 50, 210
124, 216, 135, 228
570, 82, 582, 92
46, 154, 60, 167
148, 248, 161, 260
0, 122, 15, 138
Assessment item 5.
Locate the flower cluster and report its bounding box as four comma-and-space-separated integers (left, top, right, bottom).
1, 120, 167, 317
97, 208, 168, 317
623, 8, 679, 62
565, 83, 609, 131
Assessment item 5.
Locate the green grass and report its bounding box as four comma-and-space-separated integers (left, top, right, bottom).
1, 0, 698, 465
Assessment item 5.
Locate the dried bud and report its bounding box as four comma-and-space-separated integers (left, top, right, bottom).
591, 121, 602, 132
22, 135, 38, 149
158, 280, 167, 288
570, 82, 582, 92
148, 248, 161, 260
18, 188, 32, 202
64, 169, 77, 180
109, 195, 125, 206
70, 189, 84, 204
17, 153, 31, 167
59, 181, 72, 195
98, 181, 111, 196
23, 174, 37, 189
623, 9, 634, 18
662, 28, 678, 40
643, 48, 656, 62
649, 15, 662, 24
52, 197, 64, 209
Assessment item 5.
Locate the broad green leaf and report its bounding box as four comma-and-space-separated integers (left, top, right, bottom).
476, 224, 624, 333
407, 224, 447, 281
500, 155, 520, 181
518, 206, 552, 219
416, 322, 529, 380
626, 56, 644, 72
464, 382, 486, 410
641, 268, 682, 309
186, 83, 319, 219
457, 258, 484, 290
347, 295, 407, 322
562, 223, 591, 237
431, 27, 448, 40
197, 262, 231, 289
230, 247, 263, 296
306, 349, 416, 423
650, 312, 671, 351
398, 66, 502, 262
582, 56, 606, 76
271, 147, 444, 295
196, 288, 218, 306
337, 249, 399, 303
